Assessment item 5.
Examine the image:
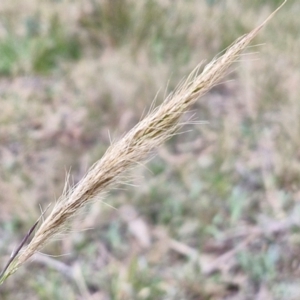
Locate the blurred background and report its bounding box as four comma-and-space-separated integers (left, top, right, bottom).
0, 0, 299, 299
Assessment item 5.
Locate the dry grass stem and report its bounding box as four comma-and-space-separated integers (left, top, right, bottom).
0, 1, 286, 284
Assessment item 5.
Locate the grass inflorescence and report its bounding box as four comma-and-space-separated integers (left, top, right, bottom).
0, 1, 286, 286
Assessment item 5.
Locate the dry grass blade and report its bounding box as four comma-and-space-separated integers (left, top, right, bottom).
0, 1, 286, 284
0, 220, 39, 280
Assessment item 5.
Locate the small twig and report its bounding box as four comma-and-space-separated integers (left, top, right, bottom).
33, 253, 96, 298
33, 253, 74, 280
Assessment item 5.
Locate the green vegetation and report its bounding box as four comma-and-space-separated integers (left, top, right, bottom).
0, 14, 81, 75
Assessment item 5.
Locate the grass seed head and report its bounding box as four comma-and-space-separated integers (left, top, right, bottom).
0, 0, 286, 284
